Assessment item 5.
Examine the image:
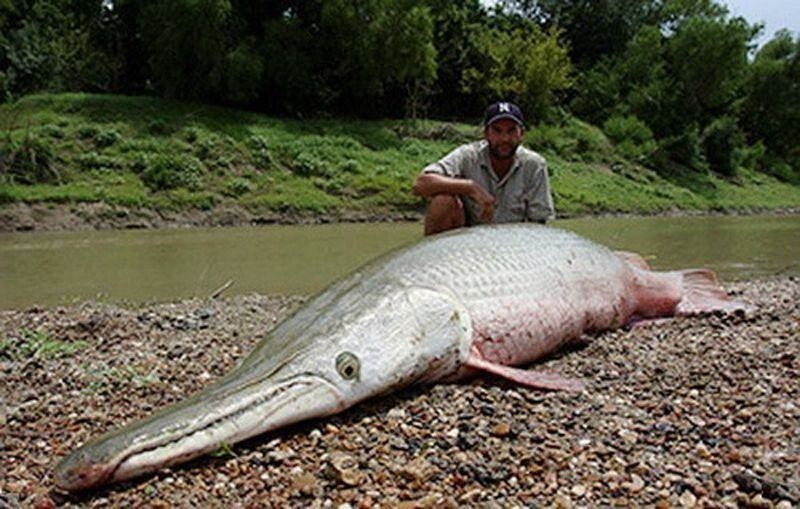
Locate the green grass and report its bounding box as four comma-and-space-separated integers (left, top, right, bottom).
83, 363, 161, 394
0, 328, 88, 361
1, 92, 799, 217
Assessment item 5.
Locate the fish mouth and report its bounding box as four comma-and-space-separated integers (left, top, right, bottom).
54, 373, 344, 492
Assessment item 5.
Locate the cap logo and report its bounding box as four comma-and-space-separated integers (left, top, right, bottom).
498, 102, 511, 113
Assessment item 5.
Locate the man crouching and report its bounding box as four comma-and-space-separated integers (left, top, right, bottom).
412, 101, 555, 235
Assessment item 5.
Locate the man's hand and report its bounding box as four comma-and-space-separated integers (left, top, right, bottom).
412, 173, 495, 223
469, 182, 495, 223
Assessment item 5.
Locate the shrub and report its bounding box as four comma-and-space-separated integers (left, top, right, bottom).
527, 124, 570, 155
2, 133, 60, 184
76, 124, 100, 139
224, 177, 254, 197
247, 135, 275, 169
36, 124, 66, 139
603, 115, 657, 162
140, 153, 204, 191
701, 116, 744, 177
94, 128, 121, 148
762, 154, 800, 184
655, 126, 706, 172
337, 159, 360, 173
181, 126, 203, 143
291, 152, 330, 177
77, 152, 123, 172
738, 142, 766, 173
147, 118, 170, 135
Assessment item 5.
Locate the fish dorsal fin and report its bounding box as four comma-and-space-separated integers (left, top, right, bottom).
615, 250, 651, 270
464, 352, 586, 392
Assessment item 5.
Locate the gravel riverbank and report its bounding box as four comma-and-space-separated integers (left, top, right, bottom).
1, 278, 798, 508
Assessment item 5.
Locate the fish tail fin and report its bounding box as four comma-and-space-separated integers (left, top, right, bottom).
675, 269, 750, 315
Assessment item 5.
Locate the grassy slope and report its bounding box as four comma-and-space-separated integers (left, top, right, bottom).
1, 93, 799, 217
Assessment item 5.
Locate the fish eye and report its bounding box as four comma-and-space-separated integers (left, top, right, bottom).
336, 352, 360, 381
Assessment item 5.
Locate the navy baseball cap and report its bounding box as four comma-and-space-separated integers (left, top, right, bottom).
483, 101, 525, 128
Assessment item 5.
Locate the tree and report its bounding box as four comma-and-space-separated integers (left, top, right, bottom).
0, 0, 115, 100
259, 0, 437, 116
138, 0, 232, 101
506, 0, 657, 68
426, 0, 493, 118
462, 23, 573, 121
666, 15, 755, 128
741, 30, 800, 181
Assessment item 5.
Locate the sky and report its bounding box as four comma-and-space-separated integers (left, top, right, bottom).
720, 0, 799, 46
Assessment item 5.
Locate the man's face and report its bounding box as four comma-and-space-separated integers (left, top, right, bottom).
484, 119, 524, 160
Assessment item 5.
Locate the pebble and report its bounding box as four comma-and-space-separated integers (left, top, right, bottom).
571, 484, 587, 497
2, 279, 797, 507
679, 490, 697, 508
624, 474, 645, 493
491, 422, 511, 437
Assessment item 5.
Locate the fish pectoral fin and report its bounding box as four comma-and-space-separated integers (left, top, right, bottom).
464, 354, 586, 392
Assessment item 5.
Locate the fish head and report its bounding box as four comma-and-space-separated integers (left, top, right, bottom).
299, 285, 474, 402
54, 285, 472, 492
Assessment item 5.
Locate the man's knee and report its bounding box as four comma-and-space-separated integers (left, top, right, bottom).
428, 194, 462, 215
424, 194, 465, 235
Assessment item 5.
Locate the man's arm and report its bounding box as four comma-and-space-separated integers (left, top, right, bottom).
413, 173, 495, 222
525, 160, 555, 223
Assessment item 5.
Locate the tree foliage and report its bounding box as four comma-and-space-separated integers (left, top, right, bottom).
1, 0, 798, 181
741, 30, 800, 181
462, 24, 572, 121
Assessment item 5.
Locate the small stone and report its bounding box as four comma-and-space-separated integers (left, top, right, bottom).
491, 422, 511, 437
327, 452, 364, 486
399, 459, 433, 483
725, 449, 743, 463
267, 448, 296, 464
679, 490, 697, 508
387, 408, 406, 420
619, 429, 638, 444
571, 484, 587, 497
626, 474, 645, 493
554, 495, 572, 509
694, 443, 711, 459
746, 495, 771, 509
32, 497, 55, 509
291, 472, 319, 496
776, 501, 793, 509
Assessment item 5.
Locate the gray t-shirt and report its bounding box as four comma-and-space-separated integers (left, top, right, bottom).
422, 140, 555, 225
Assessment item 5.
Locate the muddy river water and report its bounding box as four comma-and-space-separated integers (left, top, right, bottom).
1, 215, 797, 309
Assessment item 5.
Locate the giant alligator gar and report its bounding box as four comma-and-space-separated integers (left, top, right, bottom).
54, 224, 746, 491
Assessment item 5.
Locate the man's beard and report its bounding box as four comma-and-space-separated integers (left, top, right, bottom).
489, 142, 519, 160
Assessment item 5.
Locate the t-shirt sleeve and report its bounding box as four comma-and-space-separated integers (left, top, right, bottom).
421, 145, 470, 178
525, 159, 555, 222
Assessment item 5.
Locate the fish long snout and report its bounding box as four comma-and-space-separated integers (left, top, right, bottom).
54, 374, 344, 492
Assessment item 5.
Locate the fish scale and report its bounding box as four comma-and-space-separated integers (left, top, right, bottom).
375, 225, 635, 367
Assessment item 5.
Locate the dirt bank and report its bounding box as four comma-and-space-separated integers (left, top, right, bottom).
1, 278, 798, 508
2, 202, 800, 233
0, 203, 422, 233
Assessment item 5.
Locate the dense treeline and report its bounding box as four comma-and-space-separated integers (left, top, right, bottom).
1, 0, 798, 181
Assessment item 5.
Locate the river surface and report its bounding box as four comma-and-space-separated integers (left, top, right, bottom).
1, 215, 798, 309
